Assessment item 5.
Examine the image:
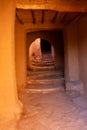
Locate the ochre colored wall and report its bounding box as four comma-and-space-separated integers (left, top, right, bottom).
77, 15, 87, 93
15, 18, 27, 90
63, 23, 79, 81
27, 31, 64, 70
63, 22, 84, 94
0, 0, 22, 129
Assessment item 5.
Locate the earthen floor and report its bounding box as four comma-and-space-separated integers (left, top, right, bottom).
17, 87, 87, 130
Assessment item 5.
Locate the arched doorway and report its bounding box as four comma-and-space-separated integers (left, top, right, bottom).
28, 37, 55, 70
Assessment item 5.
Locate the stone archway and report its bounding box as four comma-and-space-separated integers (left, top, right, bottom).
28, 37, 55, 71
27, 30, 64, 71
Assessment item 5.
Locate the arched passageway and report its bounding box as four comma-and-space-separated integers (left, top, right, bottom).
26, 30, 65, 93
27, 30, 64, 72
1, 1, 87, 130
28, 37, 55, 71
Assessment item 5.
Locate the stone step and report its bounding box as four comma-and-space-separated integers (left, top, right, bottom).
30, 65, 55, 71
27, 70, 65, 91
25, 86, 65, 93
32, 61, 55, 66
30, 54, 55, 71
27, 77, 64, 85
42, 54, 53, 59
28, 69, 63, 74
26, 80, 65, 93
27, 70, 64, 81
42, 58, 53, 61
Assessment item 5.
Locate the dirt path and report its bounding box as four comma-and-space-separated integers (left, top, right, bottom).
17, 88, 87, 130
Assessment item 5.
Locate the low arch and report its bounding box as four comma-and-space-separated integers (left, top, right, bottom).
26, 30, 64, 71
28, 37, 55, 70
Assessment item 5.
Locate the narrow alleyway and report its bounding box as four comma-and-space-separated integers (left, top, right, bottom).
17, 57, 87, 130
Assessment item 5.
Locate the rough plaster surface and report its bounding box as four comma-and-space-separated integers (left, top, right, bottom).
0, 1, 22, 129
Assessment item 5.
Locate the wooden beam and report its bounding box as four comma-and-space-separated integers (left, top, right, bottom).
16, 1, 87, 12
60, 13, 68, 23
65, 13, 83, 25
31, 10, 36, 24
16, 10, 24, 24
56, 12, 66, 23
51, 12, 58, 23
24, 23, 63, 32
69, 13, 81, 23
41, 10, 44, 24
71, 13, 83, 22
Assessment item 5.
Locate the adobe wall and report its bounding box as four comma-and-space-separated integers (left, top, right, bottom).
27, 31, 64, 70
77, 15, 87, 93
64, 23, 79, 81
63, 22, 84, 94
15, 18, 27, 90
0, 0, 22, 129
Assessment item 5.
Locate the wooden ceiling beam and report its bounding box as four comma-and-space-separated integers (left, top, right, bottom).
16, 9, 24, 24
51, 12, 58, 23
16, 1, 87, 12
56, 12, 66, 23
24, 23, 63, 32
41, 10, 45, 24
70, 13, 81, 22
65, 13, 83, 25
60, 13, 68, 23
31, 10, 36, 24
71, 13, 83, 22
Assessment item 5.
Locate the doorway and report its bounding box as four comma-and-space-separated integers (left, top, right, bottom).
40, 39, 52, 54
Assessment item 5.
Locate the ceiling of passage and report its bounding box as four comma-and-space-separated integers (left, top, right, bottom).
16, 0, 87, 31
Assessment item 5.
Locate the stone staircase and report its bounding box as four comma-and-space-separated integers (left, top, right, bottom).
27, 53, 65, 92
27, 69, 65, 92
30, 53, 55, 71
42, 53, 54, 61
